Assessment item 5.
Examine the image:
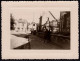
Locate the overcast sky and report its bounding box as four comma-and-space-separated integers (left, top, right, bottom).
11, 8, 60, 24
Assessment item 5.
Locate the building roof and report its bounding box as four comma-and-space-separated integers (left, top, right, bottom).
18, 19, 27, 23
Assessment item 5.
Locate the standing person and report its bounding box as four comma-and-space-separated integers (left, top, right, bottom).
44, 28, 49, 43
46, 27, 51, 43
47, 30, 51, 43
44, 27, 47, 43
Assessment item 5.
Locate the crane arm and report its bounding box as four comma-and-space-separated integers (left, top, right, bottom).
49, 11, 58, 22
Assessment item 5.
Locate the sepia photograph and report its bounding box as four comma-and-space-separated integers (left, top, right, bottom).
10, 10, 70, 50
1, 1, 78, 59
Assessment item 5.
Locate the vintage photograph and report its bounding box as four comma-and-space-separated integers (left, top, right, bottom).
10, 10, 70, 50
2, 1, 78, 59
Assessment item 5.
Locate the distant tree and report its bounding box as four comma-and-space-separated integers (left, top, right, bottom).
10, 14, 15, 30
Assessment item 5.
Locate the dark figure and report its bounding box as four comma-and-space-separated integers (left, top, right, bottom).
46, 29, 51, 43
44, 29, 47, 43
44, 29, 51, 43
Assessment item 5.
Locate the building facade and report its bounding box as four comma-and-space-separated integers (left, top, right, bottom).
14, 19, 28, 33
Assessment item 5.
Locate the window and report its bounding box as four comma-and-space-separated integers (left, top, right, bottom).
33, 24, 35, 26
